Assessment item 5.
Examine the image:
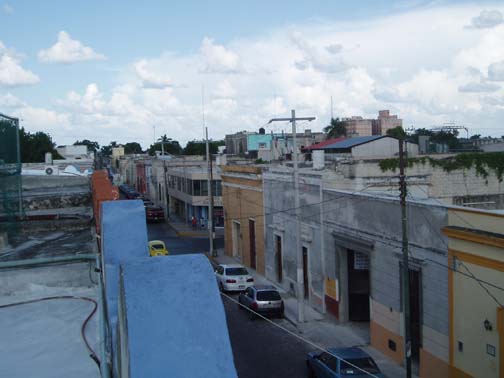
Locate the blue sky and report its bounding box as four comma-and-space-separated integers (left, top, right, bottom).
0, 1, 503, 147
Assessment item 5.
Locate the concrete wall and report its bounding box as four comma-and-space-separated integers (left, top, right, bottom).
351, 137, 419, 158
263, 171, 450, 374
323, 158, 504, 209
22, 175, 89, 190
222, 166, 265, 274
118, 255, 237, 378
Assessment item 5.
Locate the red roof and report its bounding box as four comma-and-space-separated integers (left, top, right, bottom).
305, 137, 346, 150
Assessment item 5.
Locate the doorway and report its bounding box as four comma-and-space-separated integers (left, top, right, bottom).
275, 235, 282, 282
232, 221, 241, 258
409, 269, 421, 364
249, 219, 256, 269
347, 249, 370, 322
303, 246, 309, 299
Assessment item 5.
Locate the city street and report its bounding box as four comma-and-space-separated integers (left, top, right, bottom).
147, 221, 313, 377
221, 292, 313, 378
147, 221, 223, 255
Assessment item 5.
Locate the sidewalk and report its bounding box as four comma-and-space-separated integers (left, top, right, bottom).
209, 250, 416, 378
167, 214, 224, 238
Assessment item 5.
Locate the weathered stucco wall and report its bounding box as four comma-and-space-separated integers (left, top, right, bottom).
263, 170, 450, 372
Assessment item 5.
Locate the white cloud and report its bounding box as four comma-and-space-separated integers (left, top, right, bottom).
38, 31, 106, 64
2, 3, 13, 14
290, 32, 347, 73
200, 37, 241, 73
0, 41, 40, 87
459, 81, 501, 93
0, 92, 24, 107
134, 59, 172, 88
12, 3, 504, 148
488, 61, 504, 81
213, 80, 236, 98
467, 9, 503, 29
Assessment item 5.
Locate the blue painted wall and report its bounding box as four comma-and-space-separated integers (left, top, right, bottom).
101, 199, 149, 371
121, 254, 237, 378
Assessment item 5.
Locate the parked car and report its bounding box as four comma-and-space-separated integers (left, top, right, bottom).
306, 347, 385, 378
146, 205, 165, 223
141, 197, 155, 207
215, 264, 254, 292
238, 285, 284, 319
148, 240, 168, 256
119, 184, 131, 194
125, 190, 141, 199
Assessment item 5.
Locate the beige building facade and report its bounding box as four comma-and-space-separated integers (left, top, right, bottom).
342, 110, 402, 137
222, 165, 266, 274
443, 208, 504, 378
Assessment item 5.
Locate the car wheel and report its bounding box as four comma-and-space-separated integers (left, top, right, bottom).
219, 283, 224, 292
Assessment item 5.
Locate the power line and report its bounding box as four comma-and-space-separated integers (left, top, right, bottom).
220, 292, 381, 378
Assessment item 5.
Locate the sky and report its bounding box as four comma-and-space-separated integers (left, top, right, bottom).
1, 0, 504, 149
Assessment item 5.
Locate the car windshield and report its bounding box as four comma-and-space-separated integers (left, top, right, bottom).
256, 291, 281, 301
151, 244, 164, 250
226, 267, 248, 276
340, 358, 379, 375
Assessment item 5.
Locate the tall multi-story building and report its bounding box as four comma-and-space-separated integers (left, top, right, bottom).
343, 110, 402, 137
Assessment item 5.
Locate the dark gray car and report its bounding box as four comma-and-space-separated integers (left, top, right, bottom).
238, 285, 284, 319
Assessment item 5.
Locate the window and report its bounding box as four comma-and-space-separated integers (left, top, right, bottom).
201, 180, 208, 196
226, 267, 249, 276
213, 180, 222, 196
256, 291, 281, 301
318, 353, 337, 371
186, 179, 192, 195
193, 180, 201, 196
192, 180, 208, 196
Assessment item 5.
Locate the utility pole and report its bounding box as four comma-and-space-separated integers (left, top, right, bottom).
269, 110, 316, 323
399, 138, 412, 378
203, 87, 216, 257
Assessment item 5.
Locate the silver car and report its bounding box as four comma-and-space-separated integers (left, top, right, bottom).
238, 285, 284, 319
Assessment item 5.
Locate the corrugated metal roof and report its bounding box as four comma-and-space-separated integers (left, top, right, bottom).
322, 135, 385, 149
305, 137, 346, 150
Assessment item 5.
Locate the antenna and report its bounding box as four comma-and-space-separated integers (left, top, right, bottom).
202, 85, 206, 131
330, 95, 334, 121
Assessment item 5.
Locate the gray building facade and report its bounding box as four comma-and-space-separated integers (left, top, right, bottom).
263, 168, 449, 375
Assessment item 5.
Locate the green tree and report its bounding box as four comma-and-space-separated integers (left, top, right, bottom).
386, 126, 406, 140
18, 128, 62, 162
124, 142, 143, 154
101, 141, 118, 156
411, 128, 461, 150
148, 135, 182, 156
323, 117, 347, 138
183, 140, 225, 155
74, 139, 100, 152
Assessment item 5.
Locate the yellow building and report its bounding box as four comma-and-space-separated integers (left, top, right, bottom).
443, 208, 504, 378
221, 165, 265, 274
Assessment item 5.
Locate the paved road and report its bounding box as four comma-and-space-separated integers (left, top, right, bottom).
147, 222, 224, 255
221, 292, 313, 378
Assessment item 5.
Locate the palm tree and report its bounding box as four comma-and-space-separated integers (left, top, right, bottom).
324, 118, 347, 138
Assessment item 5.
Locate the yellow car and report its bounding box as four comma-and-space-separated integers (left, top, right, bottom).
148, 240, 169, 256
